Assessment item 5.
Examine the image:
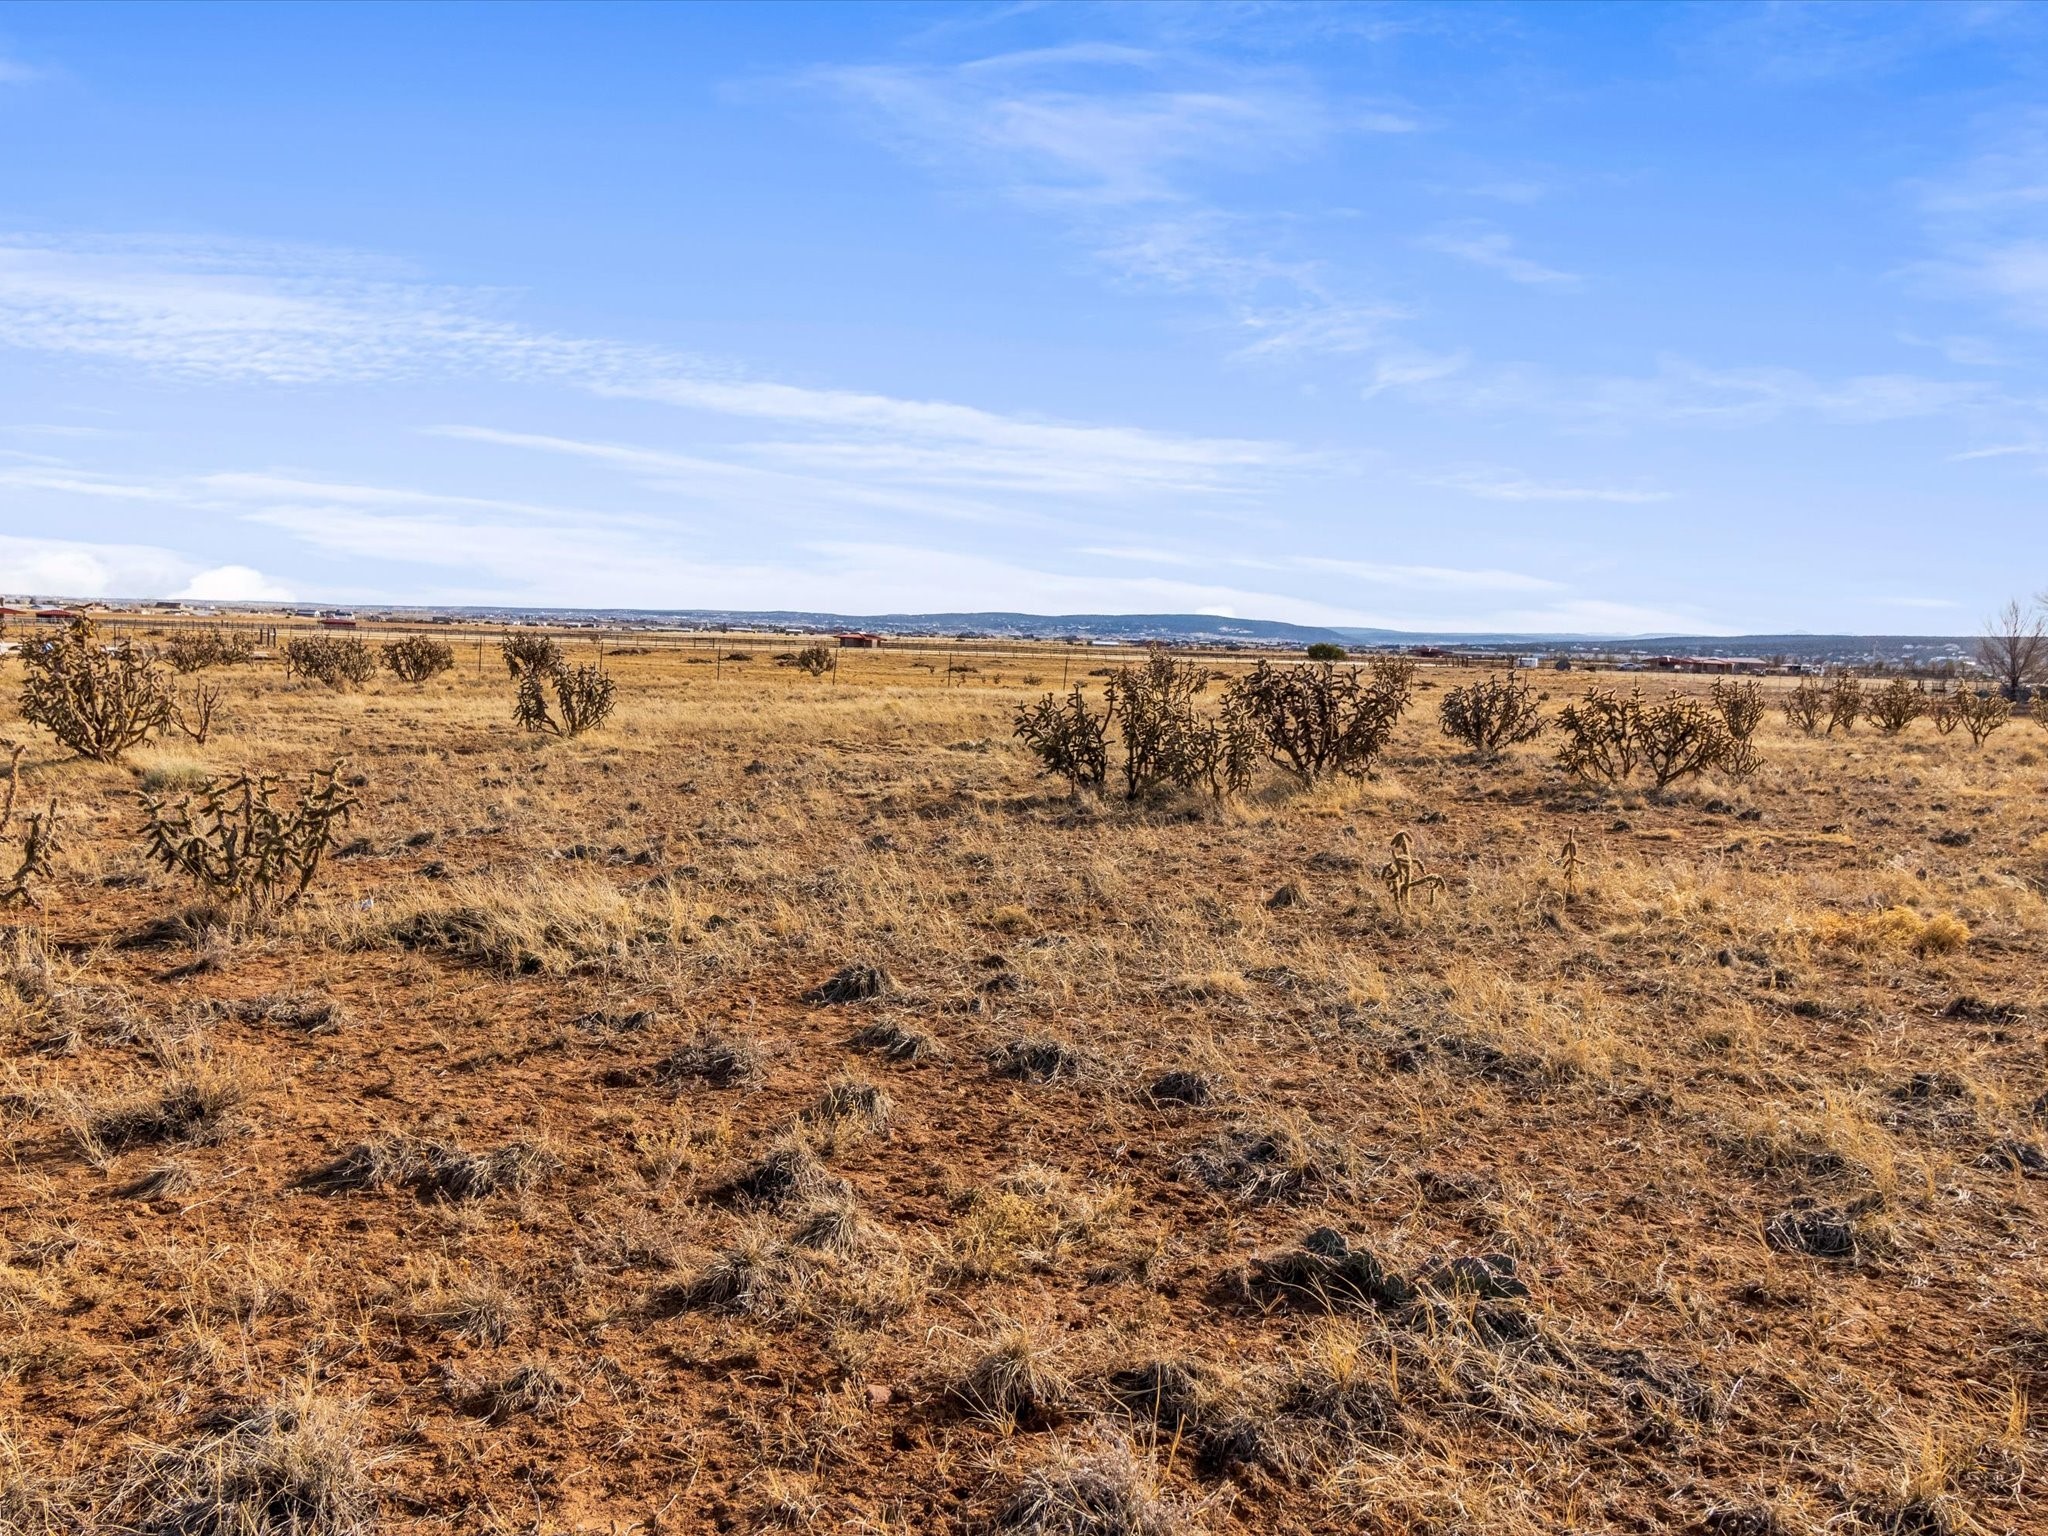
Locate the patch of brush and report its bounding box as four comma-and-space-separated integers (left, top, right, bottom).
716, 1135, 842, 1210
804, 963, 891, 1005
1763, 1197, 1889, 1262
1177, 1121, 1354, 1204
847, 1017, 941, 1064
1104, 1357, 1271, 1479
997, 1434, 1183, 1536
99, 1390, 384, 1536
113, 1161, 197, 1201
647, 1026, 762, 1089
415, 1278, 524, 1347
988, 1037, 1094, 1084
801, 1077, 893, 1139
298, 1135, 558, 1203
950, 1321, 1074, 1429
660, 1227, 806, 1317
1142, 1069, 1216, 1109
451, 1360, 580, 1424
1239, 1227, 1415, 1312
221, 991, 346, 1035
82, 1073, 249, 1156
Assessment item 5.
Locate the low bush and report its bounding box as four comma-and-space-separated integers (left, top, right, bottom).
1863, 678, 1924, 735
383, 635, 455, 683
512, 659, 616, 737
1228, 656, 1413, 782
20, 617, 172, 761
139, 761, 359, 910
1439, 673, 1543, 764
160, 628, 255, 673
284, 636, 376, 690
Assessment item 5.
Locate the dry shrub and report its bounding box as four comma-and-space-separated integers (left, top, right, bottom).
0, 741, 60, 908
1015, 685, 1111, 793
1783, 677, 1826, 735
1942, 689, 2011, 747
950, 1318, 1073, 1427
512, 658, 616, 737
161, 628, 255, 673
1710, 678, 1766, 780
301, 1134, 557, 1202
377, 871, 690, 975
1637, 696, 1731, 788
101, 1387, 385, 1536
1439, 673, 1544, 763
998, 1435, 1183, 1536
140, 763, 358, 911
1554, 687, 1644, 783
1864, 678, 1925, 735
380, 635, 454, 683
1825, 674, 1863, 735
1229, 655, 1413, 782
282, 636, 375, 690
498, 632, 562, 675
942, 1165, 1127, 1282
1813, 906, 1971, 957
20, 617, 172, 761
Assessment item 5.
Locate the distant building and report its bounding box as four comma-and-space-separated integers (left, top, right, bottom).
836, 632, 882, 648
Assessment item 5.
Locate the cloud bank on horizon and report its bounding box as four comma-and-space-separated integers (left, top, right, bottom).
1, 2, 2046, 634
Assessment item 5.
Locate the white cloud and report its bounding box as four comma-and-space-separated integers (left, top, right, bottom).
1428, 470, 1674, 504
1293, 557, 1561, 593
0, 534, 202, 599
1420, 227, 1581, 288
179, 564, 292, 602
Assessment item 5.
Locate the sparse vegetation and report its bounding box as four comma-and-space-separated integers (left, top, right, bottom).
1863, 677, 1925, 735
283, 635, 377, 690
511, 655, 616, 736
1228, 655, 1413, 782
5, 629, 2042, 1536
160, 627, 256, 673
382, 634, 455, 683
139, 762, 359, 910
20, 616, 173, 761
1438, 672, 1543, 763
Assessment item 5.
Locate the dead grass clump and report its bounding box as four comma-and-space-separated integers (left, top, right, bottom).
224, 992, 345, 1034
950, 1319, 1073, 1427
943, 1165, 1128, 1282
1143, 1069, 1215, 1108
1813, 906, 1972, 957
378, 872, 685, 976
299, 1135, 557, 1203
998, 1435, 1184, 1536
1244, 1227, 1414, 1312
416, 1277, 523, 1346
789, 1193, 883, 1255
104, 1388, 384, 1536
652, 1026, 761, 1088
989, 1037, 1093, 1083
719, 1135, 838, 1210
802, 1076, 893, 1139
115, 1161, 198, 1201
1105, 1358, 1270, 1476
457, 1360, 579, 1423
1764, 1200, 1884, 1262
79, 1069, 249, 1157
1178, 1120, 1353, 1204
666, 1226, 802, 1316
804, 963, 890, 1004
847, 1017, 941, 1063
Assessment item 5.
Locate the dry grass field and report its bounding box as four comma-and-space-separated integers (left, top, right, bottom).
2, 637, 2045, 1535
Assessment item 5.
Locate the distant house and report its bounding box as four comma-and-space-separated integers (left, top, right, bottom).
836, 632, 882, 648
35, 608, 78, 624
318, 614, 358, 630
1646, 655, 1769, 674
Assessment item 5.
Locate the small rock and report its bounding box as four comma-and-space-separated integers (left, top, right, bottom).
1265, 883, 1304, 911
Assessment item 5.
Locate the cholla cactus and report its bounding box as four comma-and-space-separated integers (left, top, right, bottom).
1379, 831, 1446, 909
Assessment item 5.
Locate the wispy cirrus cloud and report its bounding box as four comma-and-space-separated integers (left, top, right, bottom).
810, 43, 1417, 363
1420, 225, 1581, 288
1428, 469, 1672, 503
0, 234, 1293, 517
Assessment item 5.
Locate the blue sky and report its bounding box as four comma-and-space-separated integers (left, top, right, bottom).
2, 2, 2047, 633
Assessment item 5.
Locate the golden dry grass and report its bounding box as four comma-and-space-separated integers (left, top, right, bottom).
0, 637, 2043, 1534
